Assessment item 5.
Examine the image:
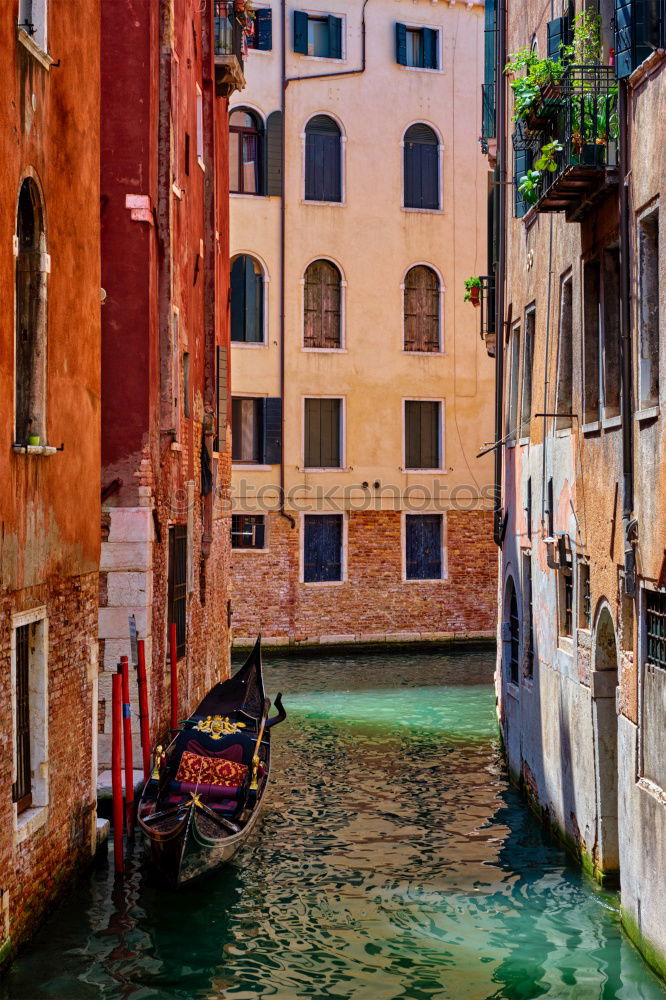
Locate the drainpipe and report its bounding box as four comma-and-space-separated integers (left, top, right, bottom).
618, 79, 635, 593
278, 0, 369, 529
493, 0, 507, 545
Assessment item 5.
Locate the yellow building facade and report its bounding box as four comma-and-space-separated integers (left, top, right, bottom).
229, 0, 497, 646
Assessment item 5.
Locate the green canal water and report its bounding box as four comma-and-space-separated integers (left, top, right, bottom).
4, 650, 666, 1000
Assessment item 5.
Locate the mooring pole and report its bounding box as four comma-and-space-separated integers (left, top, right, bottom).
120, 656, 135, 837
111, 671, 124, 875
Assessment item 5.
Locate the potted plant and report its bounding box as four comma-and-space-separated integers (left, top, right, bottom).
464, 277, 482, 306
518, 169, 543, 206
504, 48, 566, 125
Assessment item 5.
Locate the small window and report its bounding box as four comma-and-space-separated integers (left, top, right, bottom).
505, 578, 520, 686
579, 562, 591, 630
583, 250, 621, 422
559, 568, 574, 639
583, 258, 601, 422
15, 178, 48, 446
396, 23, 439, 69
602, 248, 621, 419
304, 260, 342, 348
404, 123, 439, 210
294, 11, 343, 59
304, 398, 342, 468
305, 115, 342, 203
506, 323, 520, 444
14, 623, 32, 814
12, 612, 48, 821
231, 254, 264, 342
303, 514, 343, 582
523, 553, 534, 678
638, 207, 659, 409
520, 308, 534, 439
404, 265, 440, 352
183, 352, 190, 419
229, 110, 263, 195
646, 590, 666, 670
405, 400, 441, 469
232, 397, 263, 463
18, 0, 47, 53
196, 88, 204, 168
405, 514, 443, 580
248, 7, 272, 50
168, 525, 187, 659
232, 514, 267, 549
556, 275, 573, 428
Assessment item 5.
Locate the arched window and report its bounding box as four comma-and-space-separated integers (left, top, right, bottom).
231, 255, 264, 343
504, 578, 520, 685
15, 178, 47, 445
404, 123, 439, 210
404, 266, 440, 352
304, 260, 342, 349
229, 109, 263, 195
305, 115, 341, 203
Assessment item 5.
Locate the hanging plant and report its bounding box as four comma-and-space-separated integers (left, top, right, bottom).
464, 276, 482, 306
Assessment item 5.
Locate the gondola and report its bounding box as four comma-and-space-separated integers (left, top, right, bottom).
137, 636, 285, 887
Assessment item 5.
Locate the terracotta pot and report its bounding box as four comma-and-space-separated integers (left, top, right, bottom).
469, 286, 481, 307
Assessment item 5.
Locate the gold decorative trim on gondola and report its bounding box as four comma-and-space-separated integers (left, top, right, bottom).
195, 714, 246, 739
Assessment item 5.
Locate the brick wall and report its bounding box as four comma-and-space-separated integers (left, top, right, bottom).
231, 509, 496, 643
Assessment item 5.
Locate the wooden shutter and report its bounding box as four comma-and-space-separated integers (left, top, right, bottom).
305, 398, 341, 467
294, 10, 308, 53
614, 0, 655, 77
328, 15, 342, 58
547, 16, 569, 60
405, 401, 439, 468
304, 515, 342, 582
265, 110, 282, 196
424, 28, 438, 69
216, 345, 228, 452
514, 147, 531, 218
256, 8, 272, 50
231, 256, 245, 341
168, 524, 187, 657
404, 124, 438, 209
406, 515, 442, 580
304, 260, 341, 348
404, 266, 439, 352
262, 397, 282, 464
305, 117, 341, 202
396, 22, 407, 64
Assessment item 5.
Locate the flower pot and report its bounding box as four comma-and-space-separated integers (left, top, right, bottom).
469, 287, 481, 307
28, 435, 40, 446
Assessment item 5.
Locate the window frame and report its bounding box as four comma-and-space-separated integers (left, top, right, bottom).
519, 304, 535, 443
11, 606, 49, 842
167, 525, 188, 659
401, 262, 444, 354
300, 512, 347, 585
294, 10, 346, 61
402, 512, 447, 582
301, 112, 346, 206
17, 0, 51, 68
230, 252, 269, 346
302, 395, 345, 470
403, 397, 445, 472
231, 394, 265, 466
247, 4, 273, 52
396, 21, 442, 73
637, 200, 660, 414
301, 256, 346, 351
229, 107, 265, 197
555, 270, 574, 431
506, 321, 521, 446
196, 84, 205, 171
231, 513, 268, 551
401, 120, 443, 214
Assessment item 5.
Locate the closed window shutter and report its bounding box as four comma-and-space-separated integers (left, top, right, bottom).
216, 345, 228, 452
262, 397, 282, 464
328, 15, 342, 58
305, 117, 341, 202
614, 0, 656, 77
256, 8, 272, 50
424, 28, 438, 69
396, 22, 407, 64
230, 256, 245, 341
294, 10, 308, 53
514, 147, 531, 218
405, 401, 439, 468
304, 515, 342, 582
305, 398, 341, 467
404, 266, 439, 352
265, 110, 282, 196
546, 16, 568, 60
404, 124, 438, 209
406, 515, 442, 579
304, 260, 341, 347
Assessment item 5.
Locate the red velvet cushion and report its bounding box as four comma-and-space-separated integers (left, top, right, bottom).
176, 750, 247, 787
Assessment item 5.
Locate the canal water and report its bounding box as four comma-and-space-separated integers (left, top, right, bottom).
4, 650, 666, 1000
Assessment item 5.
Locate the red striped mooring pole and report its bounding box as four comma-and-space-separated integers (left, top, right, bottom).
120, 656, 135, 837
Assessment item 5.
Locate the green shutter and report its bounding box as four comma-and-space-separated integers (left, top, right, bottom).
328, 15, 342, 58
265, 110, 282, 197
514, 148, 531, 218
255, 8, 272, 50
294, 10, 308, 53
424, 28, 438, 69
230, 256, 245, 342
396, 23, 407, 65
262, 398, 282, 464
547, 16, 568, 61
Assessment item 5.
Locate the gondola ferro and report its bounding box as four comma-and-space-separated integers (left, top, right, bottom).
137, 637, 285, 886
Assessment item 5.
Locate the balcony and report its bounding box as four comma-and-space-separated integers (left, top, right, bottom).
514, 64, 619, 222
213, 1, 246, 98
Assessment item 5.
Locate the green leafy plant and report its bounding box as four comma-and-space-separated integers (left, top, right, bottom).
463, 276, 482, 302
518, 169, 543, 206
561, 9, 601, 65
504, 49, 567, 122
534, 138, 563, 173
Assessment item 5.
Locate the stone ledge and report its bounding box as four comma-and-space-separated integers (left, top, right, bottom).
232, 633, 497, 655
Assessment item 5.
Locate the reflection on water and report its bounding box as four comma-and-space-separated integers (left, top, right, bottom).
3, 650, 665, 1000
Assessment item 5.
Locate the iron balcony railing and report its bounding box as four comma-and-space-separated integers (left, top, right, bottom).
480, 274, 495, 340
213, 0, 245, 61
481, 83, 495, 152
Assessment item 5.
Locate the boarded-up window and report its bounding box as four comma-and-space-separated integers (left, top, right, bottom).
231, 255, 264, 342
303, 514, 343, 582
304, 260, 341, 348
404, 265, 440, 352
305, 115, 341, 203
232, 397, 262, 463
638, 208, 659, 408
229, 109, 263, 195
404, 123, 439, 210
405, 400, 440, 469
304, 398, 341, 468
405, 514, 442, 580
168, 525, 187, 658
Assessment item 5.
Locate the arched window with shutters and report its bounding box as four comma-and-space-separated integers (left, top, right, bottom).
304, 114, 342, 203
403, 265, 441, 352
303, 259, 343, 349
230, 254, 265, 343
229, 109, 264, 195
504, 577, 520, 686
403, 123, 440, 210
15, 177, 48, 446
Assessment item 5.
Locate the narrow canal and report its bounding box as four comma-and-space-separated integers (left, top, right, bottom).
4, 650, 666, 999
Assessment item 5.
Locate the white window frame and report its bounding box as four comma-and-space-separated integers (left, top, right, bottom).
301, 111, 347, 207
398, 22, 443, 74
299, 511, 348, 585
229, 104, 268, 199
196, 84, 205, 171
401, 511, 448, 582
229, 251, 270, 348
401, 261, 445, 355
402, 397, 445, 472
302, 394, 346, 471
231, 392, 272, 470
11, 606, 49, 844
636, 199, 660, 416
17, 0, 51, 68
301, 255, 347, 352
400, 119, 444, 215
246, 4, 272, 55
297, 10, 347, 62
